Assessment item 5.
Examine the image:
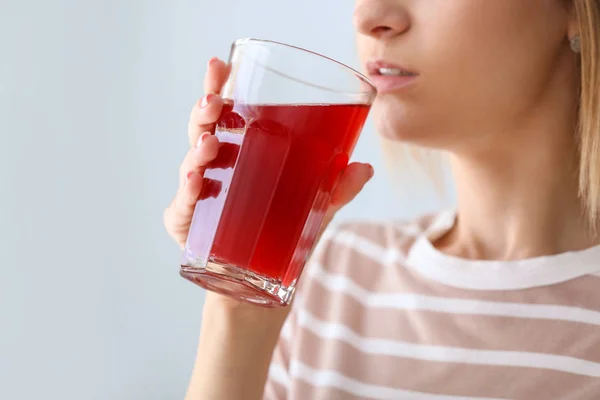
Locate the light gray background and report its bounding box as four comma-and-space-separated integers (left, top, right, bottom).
1, 1, 449, 399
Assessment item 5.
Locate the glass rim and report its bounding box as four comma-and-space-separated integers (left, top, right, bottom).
232, 37, 377, 96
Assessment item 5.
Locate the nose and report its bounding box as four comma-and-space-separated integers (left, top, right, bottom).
353, 0, 409, 40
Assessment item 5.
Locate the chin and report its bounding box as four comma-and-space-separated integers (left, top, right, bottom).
372, 98, 451, 149
373, 100, 420, 143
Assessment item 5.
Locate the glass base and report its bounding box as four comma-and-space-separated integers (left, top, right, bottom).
180, 258, 294, 308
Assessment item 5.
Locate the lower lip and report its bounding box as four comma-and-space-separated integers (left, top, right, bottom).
369, 75, 417, 94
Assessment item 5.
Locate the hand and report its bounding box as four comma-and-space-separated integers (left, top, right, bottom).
164, 57, 230, 249
164, 55, 374, 277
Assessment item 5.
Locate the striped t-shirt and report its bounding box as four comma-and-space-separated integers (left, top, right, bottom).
264, 211, 600, 400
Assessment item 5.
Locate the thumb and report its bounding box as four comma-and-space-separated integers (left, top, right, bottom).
329, 162, 374, 212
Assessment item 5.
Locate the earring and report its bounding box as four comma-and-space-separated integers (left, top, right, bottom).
570, 36, 581, 53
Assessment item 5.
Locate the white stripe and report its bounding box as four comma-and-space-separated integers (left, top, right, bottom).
318, 225, 338, 242
394, 222, 425, 237
307, 263, 600, 326
331, 230, 406, 265
297, 309, 600, 378
327, 227, 600, 289
268, 363, 291, 389
289, 360, 509, 400
281, 317, 293, 340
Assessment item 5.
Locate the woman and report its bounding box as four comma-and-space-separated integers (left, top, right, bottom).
164, 0, 600, 398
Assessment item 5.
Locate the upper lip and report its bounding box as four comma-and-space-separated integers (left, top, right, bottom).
366, 60, 418, 76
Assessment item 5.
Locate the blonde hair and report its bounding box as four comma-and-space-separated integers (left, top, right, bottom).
575, 0, 600, 229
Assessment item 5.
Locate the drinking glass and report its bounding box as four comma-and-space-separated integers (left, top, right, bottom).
180, 38, 376, 307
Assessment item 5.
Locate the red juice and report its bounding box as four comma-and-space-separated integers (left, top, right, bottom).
184, 102, 369, 290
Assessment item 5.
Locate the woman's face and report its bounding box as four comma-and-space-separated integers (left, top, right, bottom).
355, 0, 575, 151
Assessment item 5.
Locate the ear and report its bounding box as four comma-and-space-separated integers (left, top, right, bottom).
566, 0, 580, 39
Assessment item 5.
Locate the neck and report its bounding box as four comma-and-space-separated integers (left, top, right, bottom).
438, 61, 598, 261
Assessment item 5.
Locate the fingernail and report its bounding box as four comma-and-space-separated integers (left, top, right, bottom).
367, 164, 375, 179
196, 132, 211, 148
207, 57, 220, 68
200, 94, 213, 108
185, 171, 194, 185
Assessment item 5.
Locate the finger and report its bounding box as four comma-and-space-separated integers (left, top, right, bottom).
318, 163, 373, 237
164, 171, 204, 247
314, 163, 373, 243
178, 170, 204, 210
329, 162, 374, 211
179, 133, 220, 188
204, 57, 230, 95
188, 94, 224, 147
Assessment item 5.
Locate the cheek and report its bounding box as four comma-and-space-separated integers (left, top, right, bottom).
426, 37, 564, 137
416, 11, 512, 123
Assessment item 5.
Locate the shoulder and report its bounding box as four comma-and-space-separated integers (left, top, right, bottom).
296, 212, 445, 296
315, 213, 441, 265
